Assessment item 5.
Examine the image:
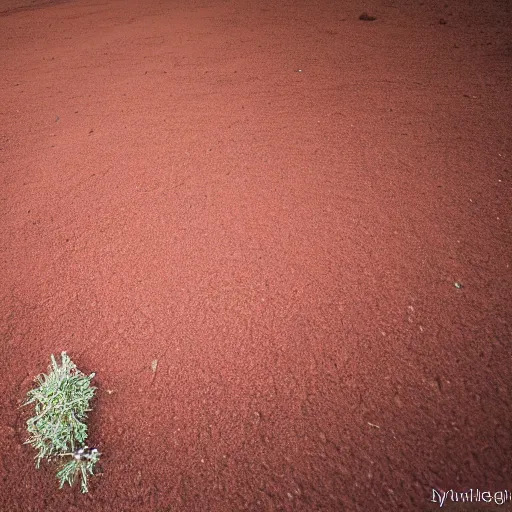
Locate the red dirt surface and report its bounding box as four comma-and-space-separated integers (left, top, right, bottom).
1, 0, 511, 510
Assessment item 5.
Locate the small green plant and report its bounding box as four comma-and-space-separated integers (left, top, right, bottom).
24, 352, 100, 493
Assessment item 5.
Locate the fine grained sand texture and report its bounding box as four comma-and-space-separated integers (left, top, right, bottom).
1, 0, 511, 510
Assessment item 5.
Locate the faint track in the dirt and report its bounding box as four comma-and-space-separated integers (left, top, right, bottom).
0, 0, 74, 17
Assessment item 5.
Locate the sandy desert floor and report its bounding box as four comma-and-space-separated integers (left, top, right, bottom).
1, 0, 511, 510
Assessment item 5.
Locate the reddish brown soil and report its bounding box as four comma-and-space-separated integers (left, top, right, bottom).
1, 0, 511, 510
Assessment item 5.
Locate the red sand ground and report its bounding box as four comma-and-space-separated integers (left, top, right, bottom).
1, 0, 511, 510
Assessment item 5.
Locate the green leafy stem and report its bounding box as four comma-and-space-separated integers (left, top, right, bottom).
24, 352, 101, 493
